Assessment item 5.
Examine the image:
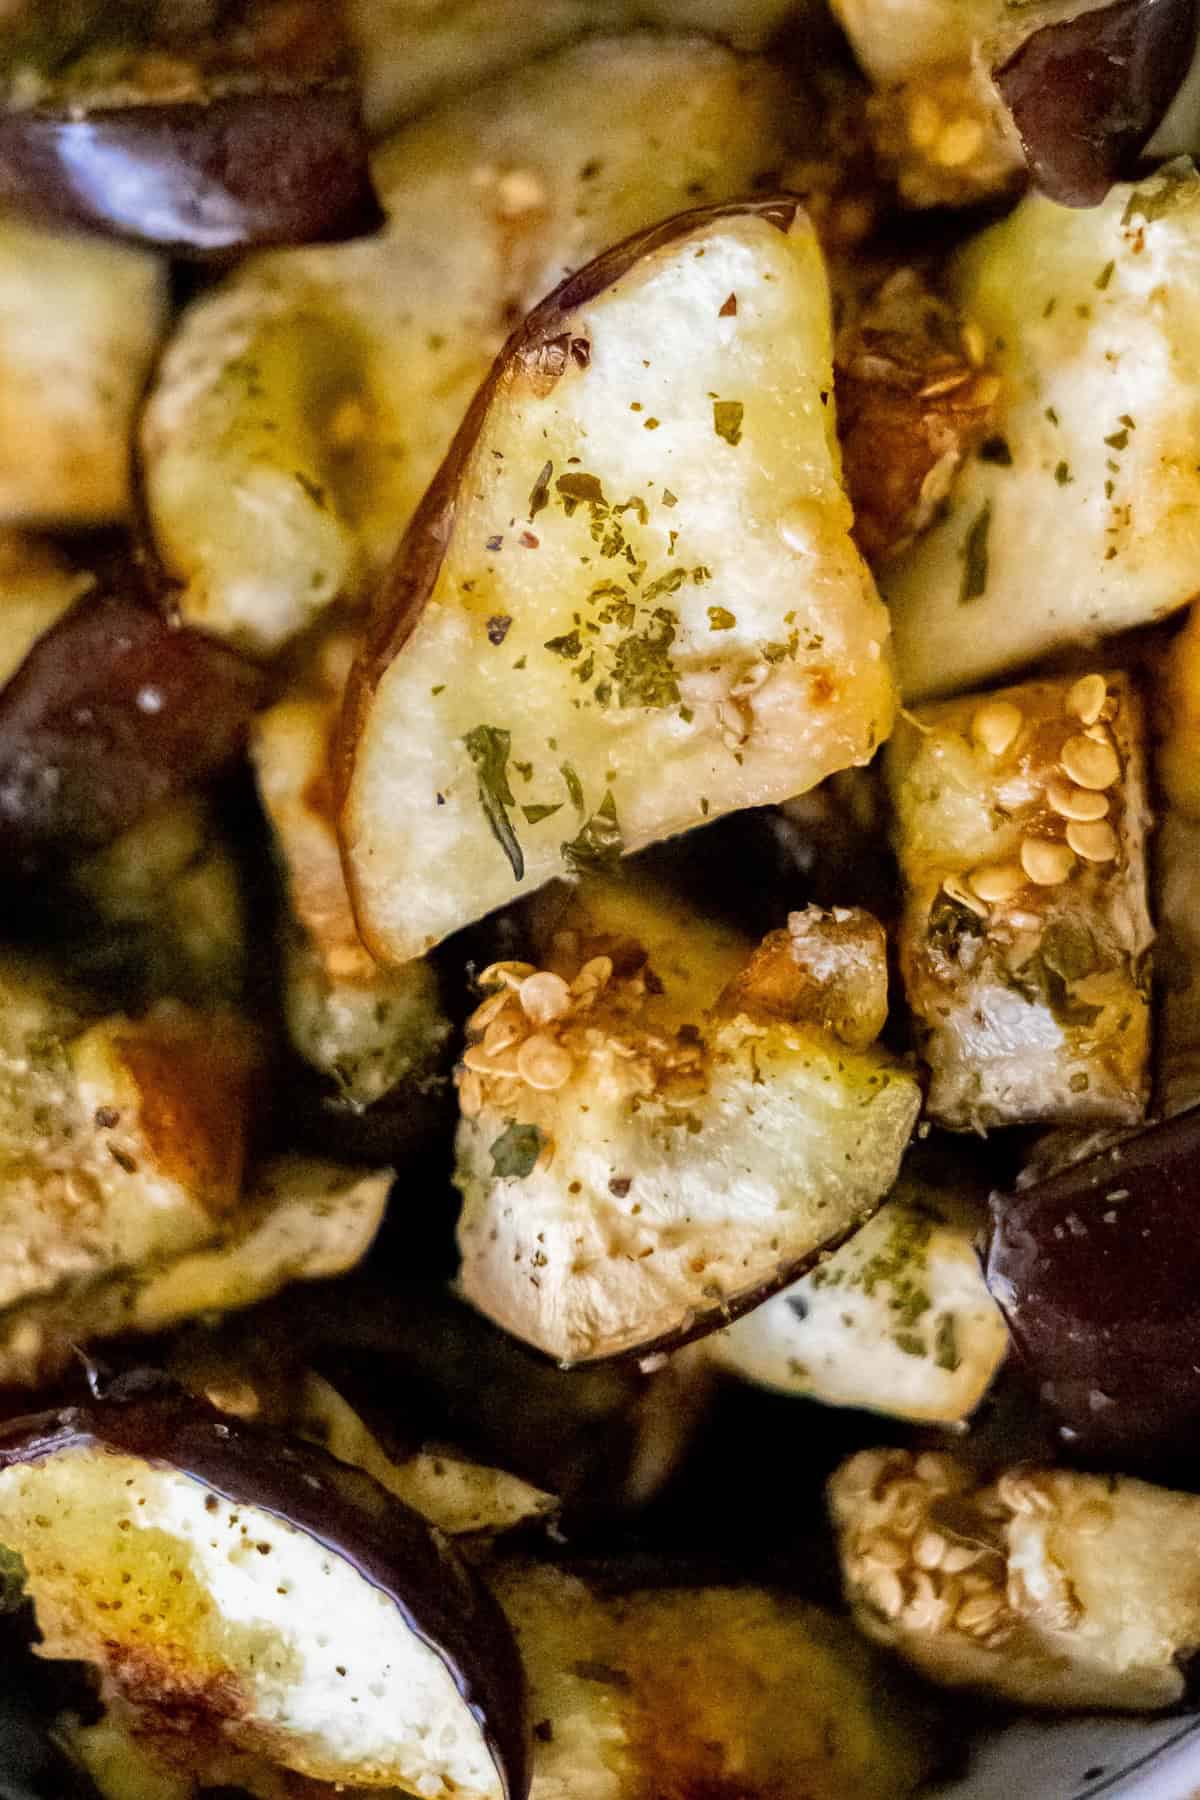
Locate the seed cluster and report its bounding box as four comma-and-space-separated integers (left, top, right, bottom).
834, 1450, 1086, 1651
457, 936, 708, 1123
943, 672, 1124, 921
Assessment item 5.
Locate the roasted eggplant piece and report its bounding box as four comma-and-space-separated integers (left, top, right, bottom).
831, 1447, 1200, 1709
888, 670, 1153, 1130
340, 199, 895, 960
250, 639, 452, 1114
884, 163, 1200, 699
0, 592, 262, 878
297, 1372, 556, 1544
987, 1109, 1200, 1462
0, 951, 259, 1323
0, 1377, 528, 1800
0, 1158, 390, 1391
346, 0, 805, 134
492, 1560, 944, 1799
0, 218, 164, 526
835, 268, 1000, 567
833, 0, 1197, 209
140, 34, 814, 654
709, 1146, 1008, 1424
454, 882, 919, 1364
0, 0, 379, 255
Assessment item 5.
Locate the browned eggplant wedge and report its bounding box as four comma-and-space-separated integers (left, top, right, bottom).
0, 950, 260, 1326
0, 591, 262, 877
0, 1, 380, 255
340, 199, 895, 960
454, 881, 919, 1365
251, 635, 452, 1114
296, 1372, 557, 1545
708, 1145, 1008, 1424
491, 1561, 944, 1799
140, 35, 819, 655
888, 670, 1153, 1130
0, 1158, 390, 1391
986, 1109, 1200, 1462
0, 220, 165, 526
884, 161, 1200, 699
0, 1377, 529, 1800
831, 1448, 1200, 1709
993, 0, 1198, 207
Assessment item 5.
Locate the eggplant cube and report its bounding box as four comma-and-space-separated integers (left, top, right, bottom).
831, 1449, 1200, 1710
0, 216, 165, 526
341, 198, 895, 961
455, 888, 920, 1364
888, 670, 1152, 1130
708, 1150, 1007, 1423
251, 657, 451, 1106
884, 164, 1200, 699
0, 1388, 526, 1800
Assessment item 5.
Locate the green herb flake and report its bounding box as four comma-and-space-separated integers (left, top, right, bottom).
555, 472, 606, 515
708, 606, 736, 631
489, 1121, 545, 1179
528, 460, 554, 518
662, 489, 678, 508
959, 501, 992, 605
522, 802, 563, 824
934, 1314, 961, 1372
544, 629, 583, 659
894, 1331, 926, 1359
1042, 919, 1097, 983
713, 400, 744, 446
1095, 260, 1115, 291
612, 607, 679, 708
561, 762, 586, 814
1069, 1070, 1091, 1093
1055, 461, 1073, 486
464, 724, 524, 880
978, 435, 1012, 466
642, 567, 688, 603
561, 790, 623, 874
1104, 428, 1129, 450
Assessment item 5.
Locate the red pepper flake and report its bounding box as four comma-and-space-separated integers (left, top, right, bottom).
719, 292, 738, 317
519, 531, 540, 548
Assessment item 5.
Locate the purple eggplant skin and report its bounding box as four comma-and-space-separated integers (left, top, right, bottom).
0, 83, 382, 257
0, 592, 263, 876
0, 1372, 530, 1800
994, 0, 1199, 206
987, 1107, 1200, 1463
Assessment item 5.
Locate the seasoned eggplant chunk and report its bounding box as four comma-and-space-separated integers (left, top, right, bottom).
346, 0, 805, 134
885, 163, 1200, 699
0, 1381, 528, 1800
250, 640, 451, 1110
0, 217, 164, 526
832, 0, 1196, 209
140, 35, 814, 655
832, 1448, 1200, 1709
341, 200, 895, 961
493, 1562, 943, 1800
835, 268, 1000, 566
0, 1158, 389, 1390
455, 883, 919, 1364
0, 0, 379, 254
0, 593, 262, 877
297, 1373, 556, 1543
0, 954, 259, 1321
987, 1109, 1200, 1462
888, 671, 1152, 1130
709, 1147, 1007, 1423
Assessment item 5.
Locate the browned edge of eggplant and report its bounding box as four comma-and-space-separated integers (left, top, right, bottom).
994, 0, 1199, 206
0, 1371, 530, 1800
0, 81, 382, 255
333, 193, 804, 950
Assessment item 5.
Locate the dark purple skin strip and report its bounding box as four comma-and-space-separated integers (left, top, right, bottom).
987, 1107, 1200, 1462
995, 0, 1199, 206
0, 83, 382, 255
0, 1375, 530, 1800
